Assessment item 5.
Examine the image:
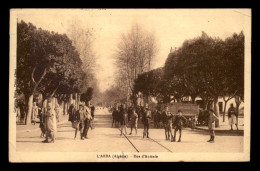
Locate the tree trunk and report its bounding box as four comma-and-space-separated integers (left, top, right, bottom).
64, 102, 68, 115
25, 94, 33, 125
176, 98, 181, 103
235, 96, 241, 125
213, 97, 220, 128
69, 94, 73, 107
191, 96, 196, 104
75, 93, 78, 110
223, 101, 227, 122
61, 100, 64, 115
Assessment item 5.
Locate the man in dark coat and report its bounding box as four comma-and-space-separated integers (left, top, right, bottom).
74, 104, 86, 140
91, 105, 95, 120
112, 107, 119, 127
228, 103, 238, 131
173, 110, 187, 142
68, 104, 76, 123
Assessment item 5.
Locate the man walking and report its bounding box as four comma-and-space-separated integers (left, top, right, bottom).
42, 103, 55, 143
228, 103, 238, 131
74, 104, 86, 140
85, 102, 94, 130
119, 104, 128, 136
68, 104, 76, 123
112, 107, 119, 128
129, 108, 138, 135
83, 104, 92, 139
207, 109, 219, 143
173, 110, 187, 142
142, 104, 152, 138
162, 106, 174, 141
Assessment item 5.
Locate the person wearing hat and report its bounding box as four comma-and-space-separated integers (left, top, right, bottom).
162, 106, 174, 141
173, 110, 187, 142
142, 104, 152, 138
74, 104, 86, 140
208, 109, 219, 143
42, 103, 55, 143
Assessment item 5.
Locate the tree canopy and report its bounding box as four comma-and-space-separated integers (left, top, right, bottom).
134, 31, 244, 106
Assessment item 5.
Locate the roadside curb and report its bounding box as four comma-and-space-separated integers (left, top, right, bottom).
194, 127, 244, 135
17, 116, 69, 133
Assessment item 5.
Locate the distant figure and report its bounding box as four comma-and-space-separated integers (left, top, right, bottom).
119, 104, 128, 136
39, 107, 46, 138
31, 102, 38, 125
55, 104, 60, 123
91, 105, 95, 120
85, 102, 94, 130
129, 108, 138, 135
112, 107, 119, 128
153, 108, 159, 128
42, 103, 55, 143
173, 110, 187, 142
207, 109, 219, 143
228, 103, 238, 131
142, 104, 152, 138
162, 106, 174, 141
83, 103, 92, 139
68, 104, 76, 123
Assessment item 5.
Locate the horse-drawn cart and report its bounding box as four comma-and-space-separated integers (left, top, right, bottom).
165, 103, 199, 129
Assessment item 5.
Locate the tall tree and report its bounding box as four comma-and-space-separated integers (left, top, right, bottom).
115, 23, 159, 104
17, 21, 84, 124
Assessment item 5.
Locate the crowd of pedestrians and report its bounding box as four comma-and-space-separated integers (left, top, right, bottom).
110, 103, 229, 143
24, 99, 96, 143
16, 100, 239, 144
68, 101, 95, 140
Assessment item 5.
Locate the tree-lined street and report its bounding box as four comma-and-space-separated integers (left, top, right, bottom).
12, 10, 249, 160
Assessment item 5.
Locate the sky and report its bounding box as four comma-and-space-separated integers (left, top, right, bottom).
15, 9, 251, 92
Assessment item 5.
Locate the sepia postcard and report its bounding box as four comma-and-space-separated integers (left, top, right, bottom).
9, 8, 251, 162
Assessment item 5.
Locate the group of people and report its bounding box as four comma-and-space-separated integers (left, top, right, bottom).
111, 104, 152, 138
111, 104, 190, 142
110, 103, 232, 143
68, 101, 95, 140
37, 100, 95, 143
40, 102, 59, 143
